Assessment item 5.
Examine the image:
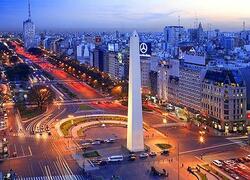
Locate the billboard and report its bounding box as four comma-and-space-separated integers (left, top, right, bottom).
108, 43, 115, 52
247, 111, 250, 120
139, 42, 151, 57
95, 36, 102, 45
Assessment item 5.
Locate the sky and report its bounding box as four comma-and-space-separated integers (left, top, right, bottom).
1, 0, 250, 32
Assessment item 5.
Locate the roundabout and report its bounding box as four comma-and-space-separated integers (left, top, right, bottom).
55, 114, 150, 138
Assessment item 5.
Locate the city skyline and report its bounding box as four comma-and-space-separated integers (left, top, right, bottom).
1, 0, 250, 32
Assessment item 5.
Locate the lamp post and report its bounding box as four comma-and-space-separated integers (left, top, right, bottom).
178, 141, 180, 180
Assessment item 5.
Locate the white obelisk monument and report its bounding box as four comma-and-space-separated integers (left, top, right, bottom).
127, 31, 144, 152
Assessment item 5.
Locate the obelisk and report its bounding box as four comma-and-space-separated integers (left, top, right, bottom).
127, 31, 144, 152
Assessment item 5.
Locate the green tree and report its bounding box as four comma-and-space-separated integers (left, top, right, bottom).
5, 63, 33, 81
27, 85, 55, 110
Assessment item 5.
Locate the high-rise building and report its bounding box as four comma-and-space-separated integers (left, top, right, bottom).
164, 26, 185, 45
23, 0, 35, 50
157, 59, 180, 104
179, 62, 206, 113
140, 57, 151, 88
157, 61, 168, 101
221, 37, 235, 50
76, 43, 84, 62
93, 47, 105, 71
108, 52, 124, 80
188, 22, 204, 44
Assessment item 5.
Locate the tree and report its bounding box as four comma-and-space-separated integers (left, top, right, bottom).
5, 63, 33, 81
28, 47, 43, 56
27, 85, 55, 110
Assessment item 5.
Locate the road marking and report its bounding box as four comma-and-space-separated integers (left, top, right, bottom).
28, 146, 32, 156
180, 142, 242, 155
53, 161, 64, 180
226, 136, 248, 140
14, 143, 17, 154
44, 165, 50, 179
16, 175, 85, 180
5, 154, 32, 160
21, 145, 25, 156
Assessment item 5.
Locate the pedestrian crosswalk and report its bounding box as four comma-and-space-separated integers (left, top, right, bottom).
16, 175, 86, 180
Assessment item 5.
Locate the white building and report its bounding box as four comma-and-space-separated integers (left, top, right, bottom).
157, 61, 168, 101
202, 68, 247, 133
108, 52, 124, 80
179, 63, 206, 112
76, 43, 84, 62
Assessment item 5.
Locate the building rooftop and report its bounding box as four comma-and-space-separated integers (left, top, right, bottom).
203, 69, 245, 86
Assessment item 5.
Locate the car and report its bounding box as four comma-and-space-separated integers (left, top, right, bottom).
92, 141, 101, 145
149, 152, 157, 157
81, 142, 91, 146
236, 157, 245, 163
150, 166, 167, 177
139, 153, 149, 158
104, 138, 115, 143
161, 149, 169, 156
98, 160, 108, 166
91, 159, 102, 165
212, 160, 223, 167
128, 154, 136, 161
230, 173, 240, 180
95, 139, 104, 143
243, 156, 250, 162
224, 160, 235, 166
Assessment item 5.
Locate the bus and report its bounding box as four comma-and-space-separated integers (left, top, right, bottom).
107, 155, 124, 162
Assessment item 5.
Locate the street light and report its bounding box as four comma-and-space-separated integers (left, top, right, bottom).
163, 118, 167, 124
199, 136, 205, 144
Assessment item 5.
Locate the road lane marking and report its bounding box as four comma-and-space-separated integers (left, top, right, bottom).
13, 143, 17, 154
180, 142, 242, 155
21, 145, 25, 156
56, 157, 67, 179
44, 165, 50, 179
28, 146, 32, 156
53, 161, 64, 180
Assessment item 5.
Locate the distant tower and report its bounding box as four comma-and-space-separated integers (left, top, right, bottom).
23, 0, 35, 50
178, 16, 181, 42
127, 31, 144, 152
243, 21, 246, 31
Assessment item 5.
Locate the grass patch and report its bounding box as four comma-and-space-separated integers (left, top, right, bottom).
83, 151, 100, 158
57, 83, 78, 99
18, 106, 45, 119
196, 171, 208, 180
156, 143, 172, 150
79, 104, 94, 111
203, 164, 229, 180
60, 118, 84, 136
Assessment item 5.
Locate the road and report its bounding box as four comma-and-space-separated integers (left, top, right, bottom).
12, 41, 102, 100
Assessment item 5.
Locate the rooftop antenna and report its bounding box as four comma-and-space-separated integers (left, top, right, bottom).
178, 15, 181, 42
194, 12, 198, 28
28, 0, 31, 19
243, 21, 246, 31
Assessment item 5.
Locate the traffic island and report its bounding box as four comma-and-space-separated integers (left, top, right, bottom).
155, 143, 172, 150
83, 151, 100, 158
